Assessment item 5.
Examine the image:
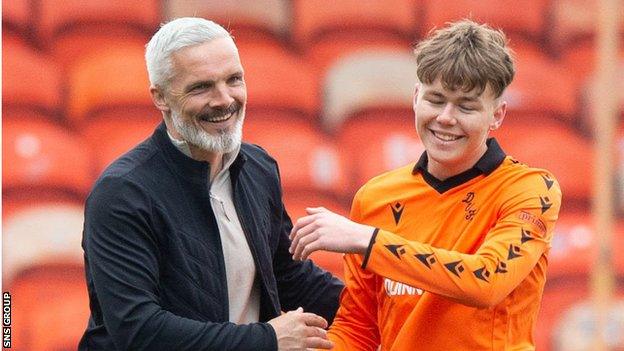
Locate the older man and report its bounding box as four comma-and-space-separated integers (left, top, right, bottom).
79, 18, 342, 351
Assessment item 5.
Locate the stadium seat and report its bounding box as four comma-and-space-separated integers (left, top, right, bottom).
244, 116, 349, 198
536, 277, 624, 351
3, 118, 94, 197
547, 211, 597, 280
2, 0, 31, 36
422, 0, 550, 42
492, 117, 592, 207
163, 0, 290, 39
37, 0, 159, 42
2, 33, 63, 118
321, 49, 416, 131
338, 109, 424, 194
306, 32, 413, 81
2, 197, 85, 284
292, 0, 420, 46
66, 42, 153, 124
236, 36, 320, 120
9, 263, 89, 351
283, 191, 350, 279
502, 42, 579, 124
82, 117, 160, 174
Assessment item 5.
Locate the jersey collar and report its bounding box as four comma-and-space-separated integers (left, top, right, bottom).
412, 138, 506, 194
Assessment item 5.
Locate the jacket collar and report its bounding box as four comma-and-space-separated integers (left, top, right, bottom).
152, 121, 247, 185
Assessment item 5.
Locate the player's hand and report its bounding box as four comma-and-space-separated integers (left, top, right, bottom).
267, 307, 333, 350
289, 207, 375, 260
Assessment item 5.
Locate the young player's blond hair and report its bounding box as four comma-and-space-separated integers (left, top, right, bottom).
414, 19, 515, 98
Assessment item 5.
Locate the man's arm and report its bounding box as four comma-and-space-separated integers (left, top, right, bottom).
291, 172, 562, 308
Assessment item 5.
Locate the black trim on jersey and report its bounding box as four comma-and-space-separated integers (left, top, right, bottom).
362, 228, 380, 269
412, 138, 506, 194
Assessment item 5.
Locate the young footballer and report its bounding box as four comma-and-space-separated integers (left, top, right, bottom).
289, 19, 561, 350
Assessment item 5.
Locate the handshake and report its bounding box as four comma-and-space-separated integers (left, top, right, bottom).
268, 307, 334, 351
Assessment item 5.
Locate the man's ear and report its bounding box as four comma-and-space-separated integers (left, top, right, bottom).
150, 85, 170, 113
490, 100, 507, 131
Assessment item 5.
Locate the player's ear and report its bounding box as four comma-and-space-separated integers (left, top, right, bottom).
490, 100, 507, 131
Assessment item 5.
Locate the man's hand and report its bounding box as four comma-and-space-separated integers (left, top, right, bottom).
267, 307, 333, 350
289, 207, 375, 261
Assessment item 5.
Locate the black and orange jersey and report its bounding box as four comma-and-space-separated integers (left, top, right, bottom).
327, 139, 562, 351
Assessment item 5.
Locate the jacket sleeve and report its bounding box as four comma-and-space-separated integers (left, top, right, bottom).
326, 191, 381, 350
269, 162, 344, 323
83, 176, 277, 351
360, 173, 562, 309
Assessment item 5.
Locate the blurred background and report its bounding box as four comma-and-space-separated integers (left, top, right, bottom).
2, 0, 623, 350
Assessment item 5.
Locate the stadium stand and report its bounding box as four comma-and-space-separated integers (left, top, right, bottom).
2, 0, 32, 38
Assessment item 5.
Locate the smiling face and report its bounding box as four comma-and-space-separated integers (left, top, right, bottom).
414, 78, 506, 180
154, 37, 246, 157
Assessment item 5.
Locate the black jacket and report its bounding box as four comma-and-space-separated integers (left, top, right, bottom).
79, 122, 343, 350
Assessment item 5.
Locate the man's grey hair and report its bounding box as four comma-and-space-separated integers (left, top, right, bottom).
145, 17, 232, 90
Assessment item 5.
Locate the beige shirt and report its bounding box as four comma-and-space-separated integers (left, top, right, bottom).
168, 132, 260, 324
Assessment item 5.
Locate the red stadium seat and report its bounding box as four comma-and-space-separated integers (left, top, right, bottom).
2, 118, 95, 197
37, 0, 159, 42
2, 196, 85, 284
292, 0, 420, 46
2, 0, 31, 35
9, 263, 89, 351
66, 42, 153, 125
82, 117, 159, 174
321, 49, 416, 131
236, 36, 320, 120
493, 117, 592, 207
502, 42, 579, 124
244, 116, 349, 198
306, 33, 412, 83
536, 277, 624, 351
338, 109, 424, 194
284, 191, 350, 279
2, 33, 63, 118
163, 0, 291, 38
422, 0, 550, 42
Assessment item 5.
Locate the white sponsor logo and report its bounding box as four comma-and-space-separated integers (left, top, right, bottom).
384, 278, 424, 296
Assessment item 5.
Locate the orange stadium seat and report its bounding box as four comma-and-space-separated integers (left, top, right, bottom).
2, 118, 94, 197
163, 0, 291, 38
292, 0, 420, 45
236, 36, 320, 120
321, 49, 416, 131
37, 0, 159, 42
492, 117, 592, 207
9, 263, 89, 351
547, 211, 597, 280
306, 33, 412, 84
244, 117, 349, 198
536, 277, 624, 351
2, 33, 63, 118
2, 0, 31, 35
82, 117, 160, 174
422, 0, 550, 42
2, 197, 85, 285
66, 42, 153, 125
338, 109, 424, 194
283, 191, 350, 279
503, 42, 579, 124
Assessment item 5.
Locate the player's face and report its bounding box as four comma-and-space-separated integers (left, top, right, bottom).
413, 78, 506, 179
163, 37, 246, 154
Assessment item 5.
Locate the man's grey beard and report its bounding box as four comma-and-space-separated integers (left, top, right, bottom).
170, 107, 244, 154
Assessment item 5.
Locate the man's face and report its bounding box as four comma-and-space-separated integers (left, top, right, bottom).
413, 78, 506, 179
163, 37, 246, 154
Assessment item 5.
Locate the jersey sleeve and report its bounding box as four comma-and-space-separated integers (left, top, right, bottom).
361, 172, 562, 308
326, 186, 381, 351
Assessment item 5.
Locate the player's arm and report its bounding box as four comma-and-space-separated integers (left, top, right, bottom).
291, 173, 561, 308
